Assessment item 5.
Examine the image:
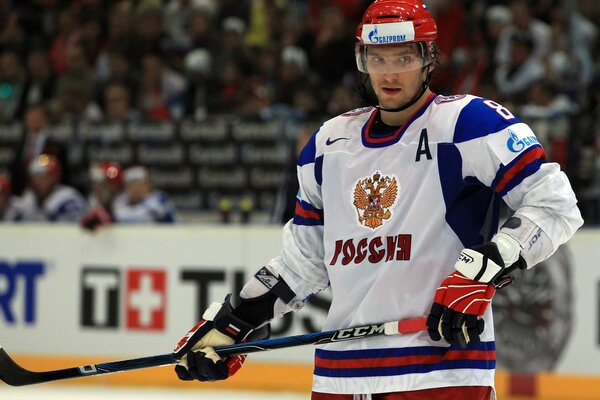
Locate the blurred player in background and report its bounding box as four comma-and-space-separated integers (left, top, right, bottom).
172, 1, 583, 399
80, 161, 124, 231
8, 154, 87, 222
111, 165, 177, 224
0, 173, 18, 220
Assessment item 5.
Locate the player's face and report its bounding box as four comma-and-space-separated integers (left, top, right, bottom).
30, 173, 56, 198
126, 180, 150, 203
366, 45, 427, 110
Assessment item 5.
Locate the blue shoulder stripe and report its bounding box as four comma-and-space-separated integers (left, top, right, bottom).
454, 98, 521, 143
297, 127, 320, 166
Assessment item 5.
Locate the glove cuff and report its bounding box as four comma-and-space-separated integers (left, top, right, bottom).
204, 294, 258, 342
455, 243, 505, 283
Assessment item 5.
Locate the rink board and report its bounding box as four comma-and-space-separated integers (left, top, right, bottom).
0, 225, 599, 398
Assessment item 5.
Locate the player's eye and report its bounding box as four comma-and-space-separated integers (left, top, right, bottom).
367, 55, 384, 64
397, 55, 416, 65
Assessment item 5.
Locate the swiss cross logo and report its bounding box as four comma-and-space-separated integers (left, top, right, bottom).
126, 269, 166, 331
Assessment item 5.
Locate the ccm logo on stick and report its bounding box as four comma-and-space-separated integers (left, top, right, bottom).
332, 324, 385, 341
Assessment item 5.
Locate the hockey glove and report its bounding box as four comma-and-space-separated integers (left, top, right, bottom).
173, 294, 270, 382
80, 205, 113, 232
426, 242, 521, 348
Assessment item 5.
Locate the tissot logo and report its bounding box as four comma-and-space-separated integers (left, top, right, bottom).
81, 267, 166, 331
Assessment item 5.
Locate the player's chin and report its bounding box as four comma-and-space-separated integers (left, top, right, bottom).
379, 99, 407, 111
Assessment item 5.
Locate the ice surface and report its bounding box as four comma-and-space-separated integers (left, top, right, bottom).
0, 385, 308, 399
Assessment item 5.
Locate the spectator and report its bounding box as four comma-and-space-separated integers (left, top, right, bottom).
0, 11, 26, 56
80, 161, 125, 231
277, 46, 310, 106
8, 154, 88, 222
49, 7, 81, 75
494, 32, 545, 101
520, 80, 578, 166
9, 104, 68, 196
53, 43, 101, 122
163, 0, 216, 49
495, 0, 552, 66
182, 48, 217, 121
112, 166, 177, 223
212, 57, 253, 114
78, 15, 104, 66
0, 50, 26, 122
102, 82, 141, 123
21, 48, 56, 108
137, 52, 186, 121
212, 17, 254, 77
134, 2, 168, 55
309, 3, 356, 90
545, 0, 597, 98
95, 4, 136, 81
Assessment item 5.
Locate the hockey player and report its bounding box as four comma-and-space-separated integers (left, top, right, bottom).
111, 166, 177, 223
80, 161, 125, 231
173, 1, 583, 399
8, 154, 88, 222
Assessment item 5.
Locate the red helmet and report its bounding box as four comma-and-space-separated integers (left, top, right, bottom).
28, 154, 62, 179
356, 0, 437, 73
90, 161, 123, 186
357, 0, 437, 44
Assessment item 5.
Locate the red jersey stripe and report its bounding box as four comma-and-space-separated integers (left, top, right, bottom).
315, 349, 496, 369
495, 147, 545, 194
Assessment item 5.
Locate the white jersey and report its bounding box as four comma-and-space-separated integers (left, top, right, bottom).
267, 94, 582, 395
112, 191, 177, 223
8, 185, 88, 222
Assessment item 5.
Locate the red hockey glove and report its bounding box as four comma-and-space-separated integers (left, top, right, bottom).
426, 242, 518, 348
80, 205, 112, 232
173, 295, 269, 382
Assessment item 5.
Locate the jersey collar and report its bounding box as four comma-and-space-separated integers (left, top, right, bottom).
361, 93, 437, 148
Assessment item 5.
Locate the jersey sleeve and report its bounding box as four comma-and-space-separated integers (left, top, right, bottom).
454, 97, 583, 255
266, 128, 329, 303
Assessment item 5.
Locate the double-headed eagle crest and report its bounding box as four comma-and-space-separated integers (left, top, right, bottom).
353, 172, 398, 229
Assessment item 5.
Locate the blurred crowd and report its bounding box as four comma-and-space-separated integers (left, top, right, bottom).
0, 0, 599, 225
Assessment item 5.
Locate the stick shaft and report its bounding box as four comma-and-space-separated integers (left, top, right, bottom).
0, 316, 426, 386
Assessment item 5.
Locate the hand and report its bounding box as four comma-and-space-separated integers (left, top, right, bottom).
173, 319, 246, 381
426, 271, 494, 348
80, 205, 112, 231
426, 242, 514, 348
173, 295, 269, 382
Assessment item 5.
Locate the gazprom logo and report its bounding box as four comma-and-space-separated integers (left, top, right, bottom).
368, 26, 379, 43
507, 128, 539, 153
362, 22, 415, 44
368, 25, 406, 44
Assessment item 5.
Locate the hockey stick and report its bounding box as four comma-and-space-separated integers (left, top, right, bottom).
0, 316, 426, 386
